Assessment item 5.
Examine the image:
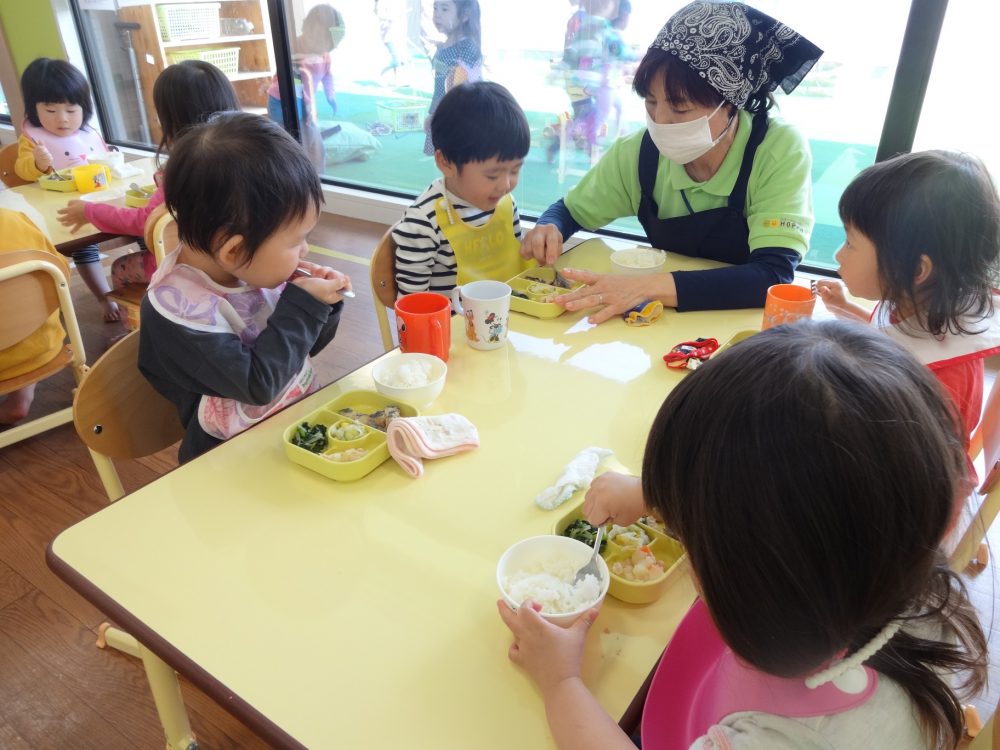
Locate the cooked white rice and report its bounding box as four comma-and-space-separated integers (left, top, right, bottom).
504, 555, 601, 614
383, 360, 433, 388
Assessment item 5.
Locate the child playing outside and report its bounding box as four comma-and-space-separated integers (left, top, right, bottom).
422, 0, 482, 155
816, 150, 1000, 444
15, 58, 118, 321
0, 209, 70, 425
138, 113, 352, 462
57, 60, 240, 288
499, 320, 987, 749
394, 81, 529, 296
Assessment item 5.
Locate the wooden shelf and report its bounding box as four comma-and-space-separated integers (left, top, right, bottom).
163, 34, 268, 49
118, 0, 276, 143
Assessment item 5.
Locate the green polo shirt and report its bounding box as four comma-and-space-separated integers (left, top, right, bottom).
564, 111, 813, 256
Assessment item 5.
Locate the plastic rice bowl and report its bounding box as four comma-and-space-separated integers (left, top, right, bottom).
497, 535, 609, 626
610, 247, 667, 275
372, 352, 447, 407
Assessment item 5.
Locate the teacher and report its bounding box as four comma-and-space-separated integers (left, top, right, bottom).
521, 1, 822, 321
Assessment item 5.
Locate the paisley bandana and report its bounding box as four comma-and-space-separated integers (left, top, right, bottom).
649, 1, 822, 109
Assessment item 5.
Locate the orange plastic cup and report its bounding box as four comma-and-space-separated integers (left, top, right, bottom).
761, 283, 816, 330
394, 292, 451, 362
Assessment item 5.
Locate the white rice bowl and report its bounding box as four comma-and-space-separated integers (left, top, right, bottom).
497, 535, 609, 626
610, 247, 667, 275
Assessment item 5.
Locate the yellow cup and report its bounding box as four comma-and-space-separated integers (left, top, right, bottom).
73, 164, 111, 194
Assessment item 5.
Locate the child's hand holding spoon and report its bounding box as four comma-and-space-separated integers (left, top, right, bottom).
290, 263, 355, 302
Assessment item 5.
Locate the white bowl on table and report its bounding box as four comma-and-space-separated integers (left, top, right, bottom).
609, 247, 667, 275
497, 535, 610, 627
371, 352, 447, 408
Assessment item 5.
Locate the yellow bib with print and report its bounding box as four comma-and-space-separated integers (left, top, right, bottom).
435, 194, 530, 286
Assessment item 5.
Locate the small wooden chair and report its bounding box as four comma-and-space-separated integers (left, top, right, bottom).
106, 205, 176, 331
0, 142, 30, 188
73, 329, 184, 502
949, 375, 1000, 573
0, 249, 88, 449
369, 228, 399, 351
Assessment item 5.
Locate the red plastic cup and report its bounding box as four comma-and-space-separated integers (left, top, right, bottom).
394, 292, 451, 362
761, 283, 816, 330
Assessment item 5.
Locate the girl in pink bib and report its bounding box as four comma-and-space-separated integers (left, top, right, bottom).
15, 58, 118, 321
498, 320, 986, 750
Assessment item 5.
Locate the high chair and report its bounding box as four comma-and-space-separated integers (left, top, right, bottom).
0, 249, 89, 449
0, 143, 31, 187
370, 228, 399, 351
72, 329, 196, 749
105, 204, 176, 330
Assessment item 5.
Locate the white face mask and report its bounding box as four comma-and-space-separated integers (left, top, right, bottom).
645, 100, 733, 165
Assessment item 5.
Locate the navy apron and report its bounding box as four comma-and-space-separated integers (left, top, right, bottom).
637, 112, 769, 265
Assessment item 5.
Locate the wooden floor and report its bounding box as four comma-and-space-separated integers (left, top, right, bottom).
0, 212, 998, 747
0, 213, 387, 749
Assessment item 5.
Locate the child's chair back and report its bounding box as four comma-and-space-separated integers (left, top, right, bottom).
370, 228, 399, 351
948, 374, 1000, 571
143, 204, 177, 266
73, 330, 184, 501
0, 249, 88, 448
0, 143, 31, 188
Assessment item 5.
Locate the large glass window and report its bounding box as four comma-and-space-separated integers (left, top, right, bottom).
69, 2, 946, 272
0, 81, 8, 118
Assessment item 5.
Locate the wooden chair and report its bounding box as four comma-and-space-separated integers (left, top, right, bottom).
0, 142, 30, 187
0, 249, 88, 449
949, 375, 1000, 572
369, 228, 399, 351
73, 329, 184, 502
106, 205, 176, 331
72, 330, 195, 748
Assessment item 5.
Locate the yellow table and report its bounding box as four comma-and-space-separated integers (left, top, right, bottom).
48, 240, 763, 749
6, 157, 157, 254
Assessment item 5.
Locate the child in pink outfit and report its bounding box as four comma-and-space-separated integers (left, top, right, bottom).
58, 60, 240, 287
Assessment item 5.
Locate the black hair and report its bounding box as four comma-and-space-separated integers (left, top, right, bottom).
632, 47, 772, 115
839, 150, 1000, 336
153, 60, 241, 161
164, 112, 322, 260
430, 81, 529, 167
21, 58, 94, 127
642, 320, 986, 750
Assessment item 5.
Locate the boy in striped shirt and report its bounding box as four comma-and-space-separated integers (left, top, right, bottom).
393, 81, 531, 299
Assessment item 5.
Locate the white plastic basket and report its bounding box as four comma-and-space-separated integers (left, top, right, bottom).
157, 3, 222, 42
167, 46, 240, 75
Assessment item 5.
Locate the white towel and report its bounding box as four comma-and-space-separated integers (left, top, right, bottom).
386, 414, 479, 478
535, 447, 614, 510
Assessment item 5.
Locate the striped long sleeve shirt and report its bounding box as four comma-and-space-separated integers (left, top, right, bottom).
392, 178, 522, 296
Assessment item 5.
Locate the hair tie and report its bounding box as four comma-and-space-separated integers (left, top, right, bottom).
804, 619, 902, 692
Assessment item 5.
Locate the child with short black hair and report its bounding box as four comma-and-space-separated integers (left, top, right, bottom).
138, 112, 351, 462
15, 58, 118, 321
816, 150, 1000, 443
500, 320, 987, 749
58, 60, 241, 288
393, 81, 530, 297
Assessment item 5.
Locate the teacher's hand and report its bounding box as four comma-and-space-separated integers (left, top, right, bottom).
555, 268, 655, 324
519, 224, 564, 266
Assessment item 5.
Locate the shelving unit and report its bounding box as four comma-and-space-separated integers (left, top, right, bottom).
118, 0, 276, 143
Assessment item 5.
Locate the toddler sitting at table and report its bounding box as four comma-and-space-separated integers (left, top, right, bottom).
393, 81, 530, 298
138, 113, 352, 462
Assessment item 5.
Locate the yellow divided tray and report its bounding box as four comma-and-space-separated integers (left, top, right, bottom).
125, 184, 156, 208
553, 501, 686, 604
507, 267, 583, 319
714, 329, 758, 358
283, 390, 418, 481
38, 168, 78, 192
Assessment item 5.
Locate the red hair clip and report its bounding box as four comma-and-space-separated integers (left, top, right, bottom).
663, 338, 719, 370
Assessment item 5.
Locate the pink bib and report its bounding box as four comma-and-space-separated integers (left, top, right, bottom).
22, 120, 108, 169
641, 600, 878, 749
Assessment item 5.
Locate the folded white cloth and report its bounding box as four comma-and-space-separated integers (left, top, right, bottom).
535, 447, 614, 510
386, 414, 479, 478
